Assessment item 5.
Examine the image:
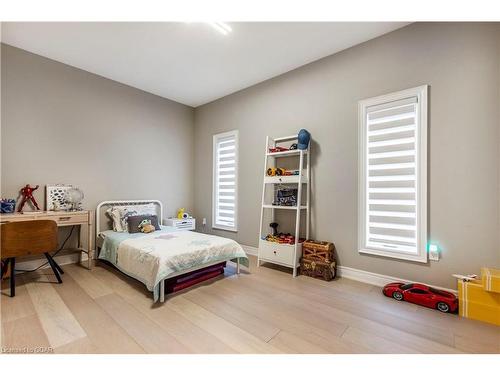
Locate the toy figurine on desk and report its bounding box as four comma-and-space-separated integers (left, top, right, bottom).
17, 184, 40, 212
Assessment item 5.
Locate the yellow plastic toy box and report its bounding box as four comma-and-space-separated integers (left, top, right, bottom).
457, 267, 500, 326
481, 267, 500, 293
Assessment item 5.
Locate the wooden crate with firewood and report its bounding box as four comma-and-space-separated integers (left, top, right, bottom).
302, 240, 335, 263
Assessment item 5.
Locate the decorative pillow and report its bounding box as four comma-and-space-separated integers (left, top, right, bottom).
107, 203, 157, 232
128, 215, 161, 233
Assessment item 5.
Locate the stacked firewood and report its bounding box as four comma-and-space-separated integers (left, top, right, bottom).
299, 240, 337, 281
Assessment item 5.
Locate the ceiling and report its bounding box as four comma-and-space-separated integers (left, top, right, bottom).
1, 22, 409, 107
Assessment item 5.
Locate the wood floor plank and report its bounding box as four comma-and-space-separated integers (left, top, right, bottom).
221, 274, 463, 354
91, 266, 237, 353
268, 330, 329, 354
191, 280, 362, 353
183, 285, 281, 342
95, 293, 191, 354
23, 273, 86, 348
454, 334, 500, 354
167, 295, 282, 354
64, 264, 113, 299
1, 314, 52, 353
1, 282, 37, 323
54, 337, 99, 354
54, 271, 146, 353
341, 326, 421, 354
243, 266, 455, 342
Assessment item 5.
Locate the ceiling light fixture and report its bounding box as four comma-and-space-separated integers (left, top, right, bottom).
209, 22, 232, 35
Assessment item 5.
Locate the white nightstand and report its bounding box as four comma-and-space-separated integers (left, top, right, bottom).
165, 218, 196, 231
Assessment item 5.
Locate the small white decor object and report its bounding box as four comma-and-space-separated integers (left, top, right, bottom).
46, 184, 73, 211
65, 187, 84, 211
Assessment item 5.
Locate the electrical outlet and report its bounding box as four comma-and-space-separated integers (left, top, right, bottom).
428, 244, 440, 261
202, 218, 207, 226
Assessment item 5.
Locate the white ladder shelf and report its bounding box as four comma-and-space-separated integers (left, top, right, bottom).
257, 135, 311, 277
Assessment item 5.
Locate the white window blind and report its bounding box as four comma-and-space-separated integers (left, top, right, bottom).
213, 130, 238, 231
358, 86, 428, 262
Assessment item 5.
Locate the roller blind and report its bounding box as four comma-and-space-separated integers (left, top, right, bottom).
213, 130, 238, 231
359, 86, 428, 262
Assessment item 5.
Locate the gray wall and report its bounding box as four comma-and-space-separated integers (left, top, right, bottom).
193, 23, 500, 289
1, 43, 195, 219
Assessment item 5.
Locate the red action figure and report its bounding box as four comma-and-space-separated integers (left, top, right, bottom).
18, 184, 41, 212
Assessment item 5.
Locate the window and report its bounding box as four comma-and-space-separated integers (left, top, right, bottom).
213, 130, 238, 231
408, 289, 429, 294
400, 283, 414, 290
358, 86, 428, 262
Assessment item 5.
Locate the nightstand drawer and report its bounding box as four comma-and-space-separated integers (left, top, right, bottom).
165, 218, 196, 231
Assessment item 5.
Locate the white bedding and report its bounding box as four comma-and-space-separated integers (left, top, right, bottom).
98, 227, 248, 301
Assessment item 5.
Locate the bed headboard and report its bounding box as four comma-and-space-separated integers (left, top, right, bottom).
95, 199, 164, 235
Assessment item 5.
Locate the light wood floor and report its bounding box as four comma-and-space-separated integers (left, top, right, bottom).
1, 256, 499, 354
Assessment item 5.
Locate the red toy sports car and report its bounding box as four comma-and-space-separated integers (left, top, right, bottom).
383, 282, 458, 313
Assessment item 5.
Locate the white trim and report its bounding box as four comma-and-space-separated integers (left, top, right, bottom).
212, 130, 239, 232
240, 244, 258, 256
358, 85, 428, 263
241, 245, 456, 294
15, 251, 87, 273
338, 265, 457, 295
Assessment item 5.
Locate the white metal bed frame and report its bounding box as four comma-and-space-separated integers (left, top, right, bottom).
95, 199, 240, 303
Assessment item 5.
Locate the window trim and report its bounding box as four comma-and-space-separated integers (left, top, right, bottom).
212, 130, 239, 232
358, 85, 428, 263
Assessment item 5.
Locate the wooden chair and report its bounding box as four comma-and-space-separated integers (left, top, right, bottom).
1, 220, 64, 297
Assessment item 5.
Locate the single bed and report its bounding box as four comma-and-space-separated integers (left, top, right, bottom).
95, 200, 248, 302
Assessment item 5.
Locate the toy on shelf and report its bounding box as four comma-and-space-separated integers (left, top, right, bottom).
269, 222, 279, 236
264, 222, 302, 244
263, 232, 305, 245
17, 184, 41, 212
0, 199, 16, 213
266, 167, 300, 177
268, 146, 289, 153
272, 187, 298, 206
454, 268, 500, 326
267, 167, 286, 176
176, 208, 191, 219
297, 129, 311, 150
383, 282, 458, 313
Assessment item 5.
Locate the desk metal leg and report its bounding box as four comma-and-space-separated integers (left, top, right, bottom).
1, 258, 9, 279
87, 221, 93, 270
10, 258, 16, 297
45, 253, 62, 284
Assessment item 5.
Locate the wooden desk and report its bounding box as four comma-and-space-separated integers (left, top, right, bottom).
0, 210, 94, 270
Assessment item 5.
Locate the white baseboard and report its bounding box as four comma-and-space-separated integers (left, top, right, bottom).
241, 244, 258, 256
15, 251, 89, 273
240, 244, 457, 294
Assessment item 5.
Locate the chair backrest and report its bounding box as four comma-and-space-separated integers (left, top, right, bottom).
1, 220, 58, 258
